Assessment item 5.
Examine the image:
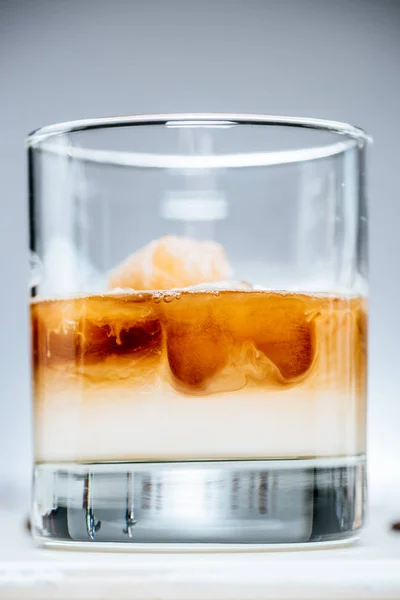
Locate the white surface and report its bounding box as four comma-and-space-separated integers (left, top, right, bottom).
0, 505, 400, 599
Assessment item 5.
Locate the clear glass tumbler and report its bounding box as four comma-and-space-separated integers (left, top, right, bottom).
28, 114, 368, 548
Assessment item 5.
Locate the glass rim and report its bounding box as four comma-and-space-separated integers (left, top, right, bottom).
26, 113, 371, 169
27, 113, 370, 143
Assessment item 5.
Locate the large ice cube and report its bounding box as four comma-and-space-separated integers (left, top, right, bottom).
108, 235, 233, 291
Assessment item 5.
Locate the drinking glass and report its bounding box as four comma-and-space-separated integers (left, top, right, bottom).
28, 114, 368, 547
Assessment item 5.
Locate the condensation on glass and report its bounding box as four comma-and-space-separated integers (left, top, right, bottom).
28, 114, 369, 547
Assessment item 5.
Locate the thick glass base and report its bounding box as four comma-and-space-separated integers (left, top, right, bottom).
32, 457, 366, 547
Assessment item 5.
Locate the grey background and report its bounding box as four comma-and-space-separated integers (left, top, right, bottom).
0, 0, 399, 502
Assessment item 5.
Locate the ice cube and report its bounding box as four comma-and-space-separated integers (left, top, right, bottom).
108, 236, 233, 291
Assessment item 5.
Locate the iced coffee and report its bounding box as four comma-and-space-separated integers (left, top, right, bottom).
32, 236, 367, 464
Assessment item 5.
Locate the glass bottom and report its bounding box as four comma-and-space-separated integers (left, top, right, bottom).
32, 456, 366, 546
